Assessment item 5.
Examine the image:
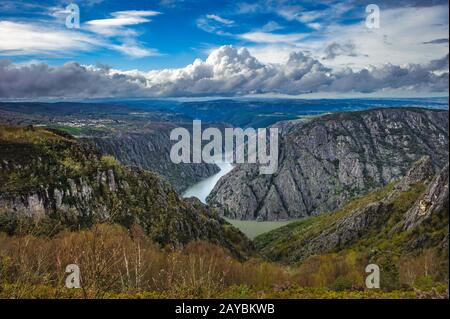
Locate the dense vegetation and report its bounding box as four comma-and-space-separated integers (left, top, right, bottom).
0, 125, 251, 258
0, 124, 448, 299
253, 158, 449, 294
254, 179, 448, 265
0, 224, 447, 299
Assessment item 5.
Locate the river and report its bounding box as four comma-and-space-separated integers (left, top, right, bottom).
181, 138, 295, 238
182, 161, 234, 203
182, 159, 295, 239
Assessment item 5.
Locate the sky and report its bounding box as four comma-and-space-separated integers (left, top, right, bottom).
0, 0, 448, 99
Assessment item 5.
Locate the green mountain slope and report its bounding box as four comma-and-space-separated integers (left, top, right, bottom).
0, 125, 251, 258
254, 156, 449, 264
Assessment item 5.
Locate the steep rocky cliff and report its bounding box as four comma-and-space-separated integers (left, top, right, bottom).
254, 156, 449, 263
0, 125, 251, 258
208, 108, 449, 220
90, 127, 219, 193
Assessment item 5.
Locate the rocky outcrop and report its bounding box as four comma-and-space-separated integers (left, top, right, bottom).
401, 163, 449, 231
91, 129, 219, 193
293, 157, 437, 256
254, 157, 449, 263
0, 125, 251, 258
209, 108, 449, 220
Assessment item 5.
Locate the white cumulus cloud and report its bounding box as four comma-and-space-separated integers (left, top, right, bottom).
0, 45, 448, 99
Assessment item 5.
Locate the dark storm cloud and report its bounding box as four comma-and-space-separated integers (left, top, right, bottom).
0, 60, 147, 98
0, 47, 448, 98
330, 54, 449, 93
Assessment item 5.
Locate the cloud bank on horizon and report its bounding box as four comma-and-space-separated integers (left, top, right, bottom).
1, 46, 448, 98
0, 0, 448, 98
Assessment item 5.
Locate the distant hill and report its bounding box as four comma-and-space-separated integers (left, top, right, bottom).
0, 102, 220, 193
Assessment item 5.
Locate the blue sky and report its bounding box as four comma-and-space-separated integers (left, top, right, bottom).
0, 0, 448, 98
0, 0, 362, 69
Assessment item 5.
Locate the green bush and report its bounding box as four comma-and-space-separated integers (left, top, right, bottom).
413, 275, 435, 291
330, 276, 354, 291
380, 257, 402, 292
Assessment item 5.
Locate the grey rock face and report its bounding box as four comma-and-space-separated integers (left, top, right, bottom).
209, 108, 449, 220
255, 156, 448, 263
290, 202, 386, 262
0, 169, 116, 221
299, 158, 438, 260
397, 156, 437, 190
91, 130, 219, 193
402, 163, 449, 231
